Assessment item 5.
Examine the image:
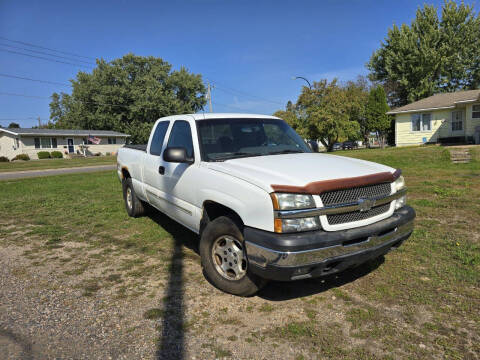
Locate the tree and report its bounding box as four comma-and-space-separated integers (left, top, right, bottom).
273, 101, 300, 130
8, 122, 20, 128
344, 76, 370, 145
365, 86, 390, 148
50, 53, 206, 143
295, 79, 360, 152
368, 1, 480, 107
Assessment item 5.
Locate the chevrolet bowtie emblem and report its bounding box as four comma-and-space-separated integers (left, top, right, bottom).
358, 198, 375, 212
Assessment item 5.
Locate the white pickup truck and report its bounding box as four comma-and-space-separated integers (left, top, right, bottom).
117, 113, 415, 296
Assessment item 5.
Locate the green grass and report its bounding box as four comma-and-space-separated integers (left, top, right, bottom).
0, 155, 116, 172
0, 145, 479, 358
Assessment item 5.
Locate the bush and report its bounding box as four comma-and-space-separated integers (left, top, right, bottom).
106, 152, 111, 156
37, 151, 51, 159
0, 156, 9, 162
13, 154, 30, 161
50, 151, 63, 158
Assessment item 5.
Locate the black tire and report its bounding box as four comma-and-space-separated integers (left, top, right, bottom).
122, 177, 145, 217
200, 216, 266, 296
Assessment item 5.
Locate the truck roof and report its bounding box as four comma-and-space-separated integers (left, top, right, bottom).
158, 113, 281, 121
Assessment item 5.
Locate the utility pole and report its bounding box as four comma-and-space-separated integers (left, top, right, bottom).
206, 82, 214, 113
37, 116, 41, 128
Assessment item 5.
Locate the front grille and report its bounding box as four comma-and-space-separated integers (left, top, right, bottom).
327, 203, 391, 225
320, 182, 391, 206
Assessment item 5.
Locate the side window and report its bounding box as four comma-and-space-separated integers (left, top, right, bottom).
166, 121, 194, 158
150, 121, 170, 155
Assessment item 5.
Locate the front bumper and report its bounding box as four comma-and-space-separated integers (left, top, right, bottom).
244, 206, 415, 281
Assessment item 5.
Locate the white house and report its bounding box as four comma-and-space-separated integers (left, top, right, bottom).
0, 128, 130, 160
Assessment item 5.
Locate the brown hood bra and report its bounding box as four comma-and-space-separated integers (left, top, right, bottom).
271, 169, 402, 195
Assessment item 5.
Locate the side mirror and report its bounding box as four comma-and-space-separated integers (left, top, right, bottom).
163, 147, 194, 164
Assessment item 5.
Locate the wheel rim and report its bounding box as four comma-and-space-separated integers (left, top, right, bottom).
211, 235, 247, 280
126, 187, 133, 209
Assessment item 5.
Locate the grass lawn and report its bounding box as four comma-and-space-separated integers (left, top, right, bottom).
0, 155, 116, 173
0, 145, 479, 359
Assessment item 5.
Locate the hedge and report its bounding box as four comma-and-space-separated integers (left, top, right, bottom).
13, 154, 30, 161
50, 151, 63, 158
0, 156, 9, 162
37, 151, 51, 159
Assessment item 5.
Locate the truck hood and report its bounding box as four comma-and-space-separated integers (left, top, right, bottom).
206, 153, 395, 193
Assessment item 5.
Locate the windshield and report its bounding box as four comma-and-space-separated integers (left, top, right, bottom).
196, 118, 311, 161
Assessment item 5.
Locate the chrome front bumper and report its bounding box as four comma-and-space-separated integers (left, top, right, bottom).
244, 206, 415, 281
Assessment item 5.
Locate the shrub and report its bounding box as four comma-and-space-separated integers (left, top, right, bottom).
50, 151, 63, 158
13, 154, 30, 161
0, 156, 9, 162
106, 152, 111, 156
37, 151, 51, 159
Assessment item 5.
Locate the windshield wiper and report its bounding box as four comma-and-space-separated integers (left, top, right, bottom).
211, 152, 264, 161
267, 149, 305, 155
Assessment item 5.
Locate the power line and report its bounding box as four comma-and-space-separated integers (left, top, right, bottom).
1, 36, 284, 110
0, 92, 49, 99
0, 36, 96, 60
0, 73, 70, 86
1, 36, 283, 107
206, 78, 284, 106
0, 49, 94, 69
0, 43, 95, 65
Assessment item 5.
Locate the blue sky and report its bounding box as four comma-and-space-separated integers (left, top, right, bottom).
0, 0, 472, 128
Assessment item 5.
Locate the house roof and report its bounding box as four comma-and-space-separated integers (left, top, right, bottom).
0, 128, 130, 137
387, 90, 480, 114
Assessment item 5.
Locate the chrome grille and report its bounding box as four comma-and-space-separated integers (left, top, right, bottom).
327, 203, 391, 225
320, 182, 391, 206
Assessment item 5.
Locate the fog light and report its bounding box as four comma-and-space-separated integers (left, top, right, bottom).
280, 217, 321, 233
395, 195, 407, 209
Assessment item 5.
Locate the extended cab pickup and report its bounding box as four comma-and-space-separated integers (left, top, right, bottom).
117, 114, 415, 296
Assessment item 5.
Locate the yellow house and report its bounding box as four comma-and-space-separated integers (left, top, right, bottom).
0, 128, 130, 160
387, 90, 480, 146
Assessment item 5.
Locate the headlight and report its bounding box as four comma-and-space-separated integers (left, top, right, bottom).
393, 175, 405, 192
271, 193, 319, 233
271, 193, 315, 210
275, 217, 320, 233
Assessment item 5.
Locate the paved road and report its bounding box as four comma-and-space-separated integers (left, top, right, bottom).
0, 164, 116, 180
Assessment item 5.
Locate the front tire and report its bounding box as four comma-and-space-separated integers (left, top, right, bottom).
200, 216, 266, 296
122, 177, 145, 217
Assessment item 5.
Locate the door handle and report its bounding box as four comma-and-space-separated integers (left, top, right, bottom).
159, 166, 165, 175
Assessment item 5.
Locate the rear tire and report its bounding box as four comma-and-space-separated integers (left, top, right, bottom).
122, 177, 145, 217
200, 216, 266, 296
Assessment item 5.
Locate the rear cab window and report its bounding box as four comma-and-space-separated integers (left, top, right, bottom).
149, 121, 170, 155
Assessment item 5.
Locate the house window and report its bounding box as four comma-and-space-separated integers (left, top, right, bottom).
40, 138, 51, 148
14, 138, 19, 149
411, 113, 431, 131
473, 105, 480, 119
34, 137, 57, 148
108, 137, 116, 144
452, 111, 463, 131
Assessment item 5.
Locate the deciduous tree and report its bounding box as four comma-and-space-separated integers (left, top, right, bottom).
50, 53, 206, 143
368, 1, 480, 107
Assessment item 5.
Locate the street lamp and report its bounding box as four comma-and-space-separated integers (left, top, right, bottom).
292, 76, 312, 89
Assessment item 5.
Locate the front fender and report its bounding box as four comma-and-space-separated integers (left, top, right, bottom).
197, 185, 274, 233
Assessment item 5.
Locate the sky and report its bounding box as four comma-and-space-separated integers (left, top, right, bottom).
0, 0, 474, 128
